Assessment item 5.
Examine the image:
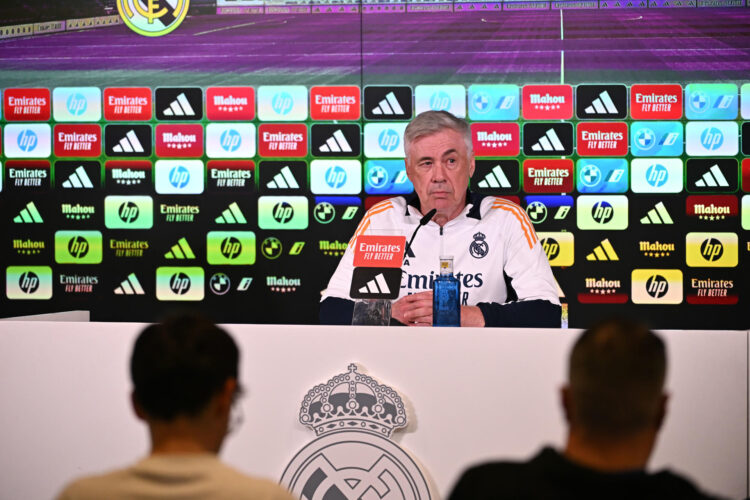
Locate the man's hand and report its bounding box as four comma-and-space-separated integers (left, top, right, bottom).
461, 305, 485, 327
392, 291, 433, 326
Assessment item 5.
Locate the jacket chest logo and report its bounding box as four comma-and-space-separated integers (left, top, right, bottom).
469, 232, 489, 259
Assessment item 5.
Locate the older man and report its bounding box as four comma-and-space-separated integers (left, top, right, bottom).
320, 110, 560, 327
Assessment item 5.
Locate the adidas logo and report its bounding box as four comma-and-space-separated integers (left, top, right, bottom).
477, 165, 511, 189
164, 237, 196, 259
61, 166, 94, 188
215, 202, 247, 224
584, 91, 619, 115
13, 202, 43, 223
695, 164, 729, 188
371, 92, 405, 116
162, 93, 197, 117
112, 129, 145, 154
586, 238, 619, 261
530, 128, 566, 152
318, 129, 353, 153
114, 273, 145, 295
358, 273, 391, 294
266, 166, 300, 189
641, 201, 674, 224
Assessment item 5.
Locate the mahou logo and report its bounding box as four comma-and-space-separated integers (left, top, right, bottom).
103, 87, 152, 121
105, 160, 151, 191
686, 195, 738, 221
4, 88, 51, 121
206, 87, 255, 120
576, 122, 628, 157
258, 124, 307, 157
630, 84, 683, 120
310, 86, 361, 120
54, 125, 101, 157
471, 123, 519, 157
522, 84, 573, 120
155, 124, 204, 158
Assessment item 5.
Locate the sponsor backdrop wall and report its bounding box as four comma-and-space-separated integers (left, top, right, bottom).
1, 2, 749, 327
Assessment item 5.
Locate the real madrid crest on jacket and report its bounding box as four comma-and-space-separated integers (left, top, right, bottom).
280, 364, 432, 500
321, 192, 561, 326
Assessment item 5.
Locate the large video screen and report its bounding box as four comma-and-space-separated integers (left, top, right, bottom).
0, 2, 748, 328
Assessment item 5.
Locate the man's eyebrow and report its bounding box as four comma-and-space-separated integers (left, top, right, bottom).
416, 149, 459, 163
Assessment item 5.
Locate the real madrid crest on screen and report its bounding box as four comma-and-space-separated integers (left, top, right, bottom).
117, 0, 190, 37
281, 364, 432, 500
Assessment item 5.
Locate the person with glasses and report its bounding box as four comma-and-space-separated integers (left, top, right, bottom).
57, 314, 294, 500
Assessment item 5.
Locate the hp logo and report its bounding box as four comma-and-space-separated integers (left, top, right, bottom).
66, 93, 88, 116
472, 92, 490, 113
19, 271, 40, 295
17, 129, 38, 152
429, 91, 451, 111
540, 238, 560, 260
700, 238, 724, 262
368, 165, 389, 188
325, 166, 347, 189
700, 127, 724, 151
645, 164, 668, 188
67, 236, 90, 259
220, 237, 242, 260
169, 166, 190, 189
635, 128, 655, 150
378, 129, 400, 153
169, 272, 191, 295
272, 202, 294, 224
646, 274, 669, 299
591, 201, 614, 224
118, 202, 140, 224
220, 129, 242, 152
272, 92, 293, 115
690, 91, 708, 113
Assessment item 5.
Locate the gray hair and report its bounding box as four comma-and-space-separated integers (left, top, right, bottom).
403, 110, 473, 159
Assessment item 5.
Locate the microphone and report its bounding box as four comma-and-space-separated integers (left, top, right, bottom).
404, 208, 437, 261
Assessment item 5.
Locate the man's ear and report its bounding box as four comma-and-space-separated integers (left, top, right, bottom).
560, 385, 572, 424
131, 390, 146, 421
215, 378, 238, 416
655, 393, 669, 431
468, 156, 475, 178
404, 155, 414, 182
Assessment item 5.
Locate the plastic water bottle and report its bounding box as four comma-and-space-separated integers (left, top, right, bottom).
433, 256, 460, 327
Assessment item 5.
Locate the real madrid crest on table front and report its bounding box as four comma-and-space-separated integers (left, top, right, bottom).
280, 364, 432, 500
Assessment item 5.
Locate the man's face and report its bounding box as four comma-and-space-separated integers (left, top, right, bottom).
405, 128, 475, 224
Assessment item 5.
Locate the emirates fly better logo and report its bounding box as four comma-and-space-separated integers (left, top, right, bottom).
117, 0, 190, 37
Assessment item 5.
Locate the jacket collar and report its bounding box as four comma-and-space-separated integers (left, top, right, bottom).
403, 190, 486, 220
